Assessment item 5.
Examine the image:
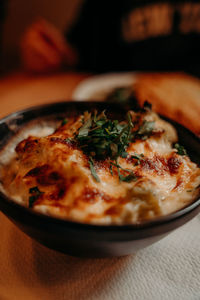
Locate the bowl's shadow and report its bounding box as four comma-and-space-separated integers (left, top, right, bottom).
32, 242, 130, 299
7, 219, 131, 300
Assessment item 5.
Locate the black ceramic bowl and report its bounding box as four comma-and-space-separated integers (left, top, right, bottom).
0, 101, 200, 258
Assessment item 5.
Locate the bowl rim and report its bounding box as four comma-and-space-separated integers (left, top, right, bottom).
0, 100, 199, 232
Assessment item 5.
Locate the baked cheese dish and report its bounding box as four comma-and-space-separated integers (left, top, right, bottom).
0, 104, 199, 225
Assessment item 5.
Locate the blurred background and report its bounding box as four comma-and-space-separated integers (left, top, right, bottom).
2, 0, 82, 71
0, 0, 199, 135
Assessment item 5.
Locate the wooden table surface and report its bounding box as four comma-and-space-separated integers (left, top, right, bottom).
0, 71, 89, 118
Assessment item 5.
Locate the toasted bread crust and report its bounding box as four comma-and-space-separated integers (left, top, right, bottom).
134, 72, 200, 136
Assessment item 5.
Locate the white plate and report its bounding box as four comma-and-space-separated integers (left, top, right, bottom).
72, 72, 137, 101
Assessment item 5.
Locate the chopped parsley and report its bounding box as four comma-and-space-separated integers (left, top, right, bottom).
121, 151, 128, 158
88, 157, 100, 182
174, 143, 187, 156
29, 186, 44, 208
72, 109, 154, 183
61, 118, 68, 126
76, 110, 134, 160
111, 162, 138, 182
65, 137, 73, 143
136, 121, 155, 140
75, 110, 138, 182
130, 153, 144, 165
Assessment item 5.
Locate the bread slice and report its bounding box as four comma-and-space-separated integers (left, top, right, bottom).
134, 72, 200, 136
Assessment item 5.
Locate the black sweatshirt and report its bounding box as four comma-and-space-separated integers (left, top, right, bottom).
67, 0, 200, 76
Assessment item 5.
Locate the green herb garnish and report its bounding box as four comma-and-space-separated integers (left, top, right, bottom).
61, 118, 68, 126
29, 186, 44, 208
73, 110, 149, 183
77, 111, 133, 159
75, 110, 136, 182
88, 157, 100, 182
111, 161, 138, 182
136, 121, 155, 140
118, 173, 136, 182
109, 164, 113, 176
121, 151, 128, 158
131, 153, 144, 165
65, 138, 73, 143
174, 143, 187, 156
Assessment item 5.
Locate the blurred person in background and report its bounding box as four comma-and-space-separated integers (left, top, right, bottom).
21, 0, 200, 76
0, 0, 7, 72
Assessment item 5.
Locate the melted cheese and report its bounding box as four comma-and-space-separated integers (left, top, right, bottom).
0, 111, 199, 225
